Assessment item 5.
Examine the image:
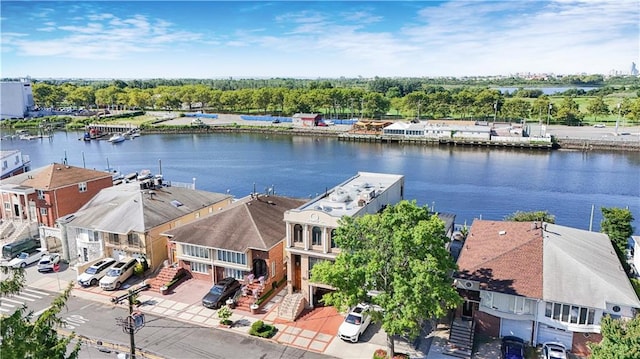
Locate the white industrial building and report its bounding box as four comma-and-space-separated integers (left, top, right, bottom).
1, 80, 35, 119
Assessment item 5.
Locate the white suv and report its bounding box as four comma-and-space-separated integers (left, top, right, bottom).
77, 258, 116, 287
99, 258, 137, 290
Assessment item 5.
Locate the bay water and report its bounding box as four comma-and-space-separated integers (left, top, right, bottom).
3, 131, 639, 234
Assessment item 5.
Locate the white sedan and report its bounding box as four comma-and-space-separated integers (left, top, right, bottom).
37, 253, 61, 272
337, 303, 372, 343
8, 249, 47, 268
543, 342, 568, 359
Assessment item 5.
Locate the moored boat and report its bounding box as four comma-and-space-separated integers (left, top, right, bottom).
107, 134, 126, 143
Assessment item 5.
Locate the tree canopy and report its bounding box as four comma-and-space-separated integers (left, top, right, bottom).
311, 200, 461, 356
600, 207, 635, 273
588, 314, 640, 359
0, 266, 81, 359
504, 210, 555, 223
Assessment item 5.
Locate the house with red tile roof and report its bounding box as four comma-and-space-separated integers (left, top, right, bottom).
0, 163, 113, 258
454, 220, 640, 356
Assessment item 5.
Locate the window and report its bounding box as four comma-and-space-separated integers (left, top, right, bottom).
311, 226, 322, 246
216, 249, 246, 265
545, 302, 595, 325
223, 268, 244, 280
40, 207, 48, 216
3, 202, 10, 211
127, 233, 141, 247
37, 190, 45, 200
109, 233, 120, 245
293, 224, 303, 243
191, 262, 209, 274
183, 244, 210, 259
271, 261, 276, 277
308, 257, 324, 279
330, 229, 338, 248
78, 182, 87, 192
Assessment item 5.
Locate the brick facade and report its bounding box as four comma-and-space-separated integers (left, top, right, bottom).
474, 310, 500, 337
572, 331, 601, 357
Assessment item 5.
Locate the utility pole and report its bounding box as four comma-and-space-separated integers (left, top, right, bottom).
112, 283, 150, 359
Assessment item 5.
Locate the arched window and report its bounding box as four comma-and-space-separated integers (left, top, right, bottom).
312, 226, 322, 246
293, 224, 303, 243
330, 229, 337, 248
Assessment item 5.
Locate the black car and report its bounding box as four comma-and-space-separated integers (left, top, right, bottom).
501, 336, 525, 359
202, 277, 241, 309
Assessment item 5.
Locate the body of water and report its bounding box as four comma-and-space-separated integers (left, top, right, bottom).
3, 131, 639, 234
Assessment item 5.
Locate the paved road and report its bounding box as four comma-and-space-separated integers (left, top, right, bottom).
62, 295, 332, 359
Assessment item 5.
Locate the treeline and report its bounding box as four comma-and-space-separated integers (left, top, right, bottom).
28, 79, 640, 125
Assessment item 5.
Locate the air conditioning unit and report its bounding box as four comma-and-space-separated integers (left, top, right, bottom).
456, 279, 479, 291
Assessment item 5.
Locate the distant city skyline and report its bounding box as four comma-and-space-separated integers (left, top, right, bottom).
1, 1, 638, 79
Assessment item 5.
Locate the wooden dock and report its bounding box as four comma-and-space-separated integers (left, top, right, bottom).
338, 133, 554, 149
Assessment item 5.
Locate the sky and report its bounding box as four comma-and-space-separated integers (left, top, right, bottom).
1, 1, 638, 79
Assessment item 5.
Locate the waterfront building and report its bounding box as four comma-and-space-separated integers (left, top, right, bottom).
0, 149, 31, 179
162, 194, 306, 306
0, 163, 113, 256
0, 79, 35, 119
453, 220, 640, 357
62, 181, 232, 269
282, 172, 405, 314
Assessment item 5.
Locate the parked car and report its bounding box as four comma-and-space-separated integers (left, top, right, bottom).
7, 249, 47, 268
501, 336, 525, 359
593, 123, 606, 128
542, 342, 568, 359
201, 277, 241, 309
271, 119, 281, 124
78, 258, 117, 287
37, 253, 61, 272
337, 303, 372, 343
99, 258, 137, 290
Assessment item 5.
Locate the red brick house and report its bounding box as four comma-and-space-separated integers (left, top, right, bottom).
162, 194, 306, 294
0, 163, 113, 245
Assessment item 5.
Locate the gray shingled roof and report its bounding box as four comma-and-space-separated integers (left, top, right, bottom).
543, 223, 640, 309
68, 183, 232, 233
164, 195, 306, 252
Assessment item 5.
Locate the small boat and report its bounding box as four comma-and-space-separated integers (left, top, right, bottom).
108, 134, 126, 143
82, 132, 91, 141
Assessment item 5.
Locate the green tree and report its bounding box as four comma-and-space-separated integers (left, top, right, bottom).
504, 210, 555, 223
311, 200, 461, 357
586, 96, 610, 121
600, 207, 635, 268
0, 267, 81, 358
588, 314, 640, 358
555, 96, 584, 126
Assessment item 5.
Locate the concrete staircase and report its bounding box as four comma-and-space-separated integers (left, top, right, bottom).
148, 266, 183, 293
445, 319, 475, 359
277, 293, 306, 321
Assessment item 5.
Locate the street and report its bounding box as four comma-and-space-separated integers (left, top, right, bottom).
3, 264, 334, 359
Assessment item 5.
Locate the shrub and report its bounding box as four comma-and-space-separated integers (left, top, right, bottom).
248, 320, 277, 338
373, 348, 387, 359
217, 306, 233, 326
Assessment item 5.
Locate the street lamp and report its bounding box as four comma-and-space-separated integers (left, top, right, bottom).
547, 103, 552, 126
615, 103, 621, 135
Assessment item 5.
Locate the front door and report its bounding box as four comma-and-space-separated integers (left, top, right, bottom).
253, 258, 267, 279
293, 255, 301, 292
462, 301, 474, 319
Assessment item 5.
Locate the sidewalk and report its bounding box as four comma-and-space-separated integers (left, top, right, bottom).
31, 270, 439, 359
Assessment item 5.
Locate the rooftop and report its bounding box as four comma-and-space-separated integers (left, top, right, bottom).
294, 172, 404, 218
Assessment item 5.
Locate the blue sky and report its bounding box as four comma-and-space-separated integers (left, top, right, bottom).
1, 1, 638, 79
